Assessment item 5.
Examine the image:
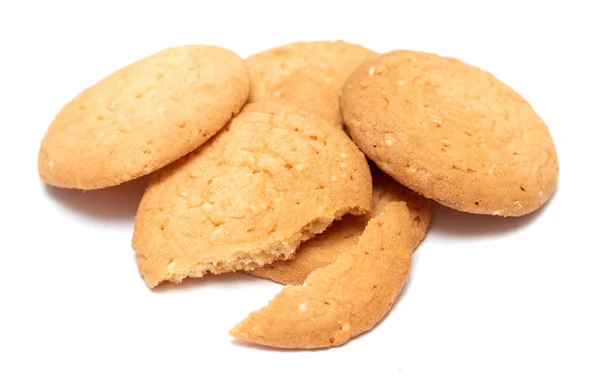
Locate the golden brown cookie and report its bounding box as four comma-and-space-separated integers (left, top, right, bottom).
38, 45, 250, 189
340, 50, 559, 216
248, 168, 432, 285
132, 102, 372, 288
230, 202, 414, 349
246, 41, 376, 127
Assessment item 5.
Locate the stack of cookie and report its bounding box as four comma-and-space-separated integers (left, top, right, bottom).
38, 41, 559, 349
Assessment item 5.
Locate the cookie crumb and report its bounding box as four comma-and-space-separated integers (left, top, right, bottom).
385, 139, 393, 146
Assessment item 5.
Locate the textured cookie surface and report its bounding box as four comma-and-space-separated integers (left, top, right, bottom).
132, 102, 372, 288
248, 168, 432, 285
340, 50, 559, 216
247, 41, 375, 127
39, 45, 250, 189
230, 202, 414, 349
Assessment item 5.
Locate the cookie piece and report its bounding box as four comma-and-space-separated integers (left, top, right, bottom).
247, 41, 376, 127
38, 45, 249, 189
132, 102, 372, 288
340, 50, 559, 216
248, 168, 432, 285
230, 202, 414, 349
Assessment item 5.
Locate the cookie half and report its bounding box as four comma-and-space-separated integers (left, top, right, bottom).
247, 40, 375, 127
230, 202, 414, 349
248, 168, 432, 285
132, 102, 372, 288
39, 45, 249, 189
340, 50, 559, 216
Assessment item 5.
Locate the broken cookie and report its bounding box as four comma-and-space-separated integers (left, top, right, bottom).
230, 202, 414, 349
132, 102, 372, 287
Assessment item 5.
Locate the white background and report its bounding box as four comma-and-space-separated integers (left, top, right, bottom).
1, 1, 598, 382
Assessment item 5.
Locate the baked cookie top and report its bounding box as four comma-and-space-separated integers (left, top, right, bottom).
230, 202, 414, 349
38, 45, 249, 189
340, 50, 559, 216
248, 167, 432, 285
132, 102, 372, 288
247, 40, 375, 127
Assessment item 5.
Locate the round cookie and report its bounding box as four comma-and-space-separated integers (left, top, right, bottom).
246, 40, 376, 127
248, 167, 432, 285
132, 102, 372, 288
340, 50, 559, 216
38, 45, 250, 189
230, 202, 414, 349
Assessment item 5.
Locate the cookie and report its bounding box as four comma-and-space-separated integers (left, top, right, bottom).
246, 41, 376, 127
230, 202, 414, 349
132, 102, 372, 288
340, 50, 559, 216
38, 45, 250, 189
248, 167, 432, 285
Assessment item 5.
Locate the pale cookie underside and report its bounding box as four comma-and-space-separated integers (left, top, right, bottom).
230, 202, 414, 349
132, 102, 372, 288
39, 45, 250, 189
341, 50, 558, 216
247, 40, 376, 126
248, 168, 432, 285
